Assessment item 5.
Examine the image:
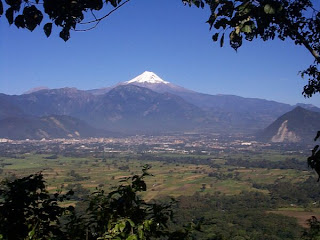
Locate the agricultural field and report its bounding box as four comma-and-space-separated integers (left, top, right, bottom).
0, 151, 313, 198
1, 148, 320, 239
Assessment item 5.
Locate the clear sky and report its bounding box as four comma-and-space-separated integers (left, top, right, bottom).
1, 0, 320, 106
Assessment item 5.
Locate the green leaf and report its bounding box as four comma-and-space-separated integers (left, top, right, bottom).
264, 4, 275, 14
220, 33, 225, 47
212, 33, 219, 42
60, 28, 70, 42
5, 0, 21, 11
23, 6, 43, 31
241, 24, 252, 33
143, 219, 153, 231
0, 1, 3, 16
91, 0, 103, 10
138, 229, 144, 239
237, 1, 251, 15
109, 0, 118, 7
126, 235, 138, 240
14, 15, 25, 28
209, 1, 219, 13
44, 23, 52, 37
229, 30, 235, 41
114, 223, 119, 232
207, 13, 217, 30
119, 221, 126, 232
230, 32, 243, 51
5, 7, 14, 24
28, 227, 36, 239
127, 219, 135, 227
26, 21, 37, 31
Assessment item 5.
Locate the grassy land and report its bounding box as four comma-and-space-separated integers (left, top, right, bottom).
1, 150, 318, 239
269, 208, 320, 227
0, 151, 314, 200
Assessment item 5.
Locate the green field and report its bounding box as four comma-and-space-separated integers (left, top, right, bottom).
1, 150, 320, 239
0, 151, 314, 201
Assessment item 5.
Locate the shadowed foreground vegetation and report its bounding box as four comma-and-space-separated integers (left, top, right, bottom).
1, 150, 320, 239
0, 165, 195, 240
1, 163, 320, 240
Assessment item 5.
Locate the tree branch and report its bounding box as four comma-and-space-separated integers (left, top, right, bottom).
79, 0, 131, 25
292, 29, 320, 64
301, 41, 320, 64
284, 18, 320, 64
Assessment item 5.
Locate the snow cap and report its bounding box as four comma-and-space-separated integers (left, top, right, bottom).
126, 71, 169, 84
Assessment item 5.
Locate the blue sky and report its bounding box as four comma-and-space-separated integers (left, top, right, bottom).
1, 0, 320, 106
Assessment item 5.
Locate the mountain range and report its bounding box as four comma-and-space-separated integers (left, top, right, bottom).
1, 71, 319, 140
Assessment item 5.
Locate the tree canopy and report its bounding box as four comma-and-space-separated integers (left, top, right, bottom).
0, 0, 131, 41
184, 0, 320, 97
0, 166, 194, 240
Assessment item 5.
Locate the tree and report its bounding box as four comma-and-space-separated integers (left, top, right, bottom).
302, 216, 320, 240
67, 164, 196, 239
81, 164, 176, 240
0, 166, 194, 239
184, 0, 320, 97
0, 0, 131, 41
0, 173, 73, 240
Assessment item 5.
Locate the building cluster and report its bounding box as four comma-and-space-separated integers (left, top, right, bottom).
0, 134, 279, 156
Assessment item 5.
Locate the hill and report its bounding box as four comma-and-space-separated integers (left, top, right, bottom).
0, 115, 111, 140
257, 107, 320, 143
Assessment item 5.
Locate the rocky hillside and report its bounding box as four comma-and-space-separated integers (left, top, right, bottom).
257, 107, 320, 143
0, 115, 111, 140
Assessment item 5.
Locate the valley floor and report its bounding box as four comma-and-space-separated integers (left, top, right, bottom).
0, 137, 318, 239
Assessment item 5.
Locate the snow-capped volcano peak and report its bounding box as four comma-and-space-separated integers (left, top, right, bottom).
125, 71, 169, 84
